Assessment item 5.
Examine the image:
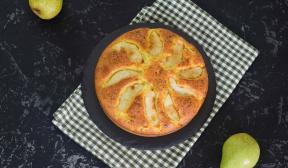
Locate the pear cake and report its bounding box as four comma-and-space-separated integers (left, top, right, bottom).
95, 28, 209, 137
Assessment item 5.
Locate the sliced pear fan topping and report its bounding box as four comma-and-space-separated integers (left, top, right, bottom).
114, 42, 143, 63
164, 94, 180, 122
148, 31, 163, 57
117, 83, 144, 113
163, 40, 184, 68
169, 77, 202, 98
178, 66, 203, 80
103, 69, 139, 88
144, 90, 159, 126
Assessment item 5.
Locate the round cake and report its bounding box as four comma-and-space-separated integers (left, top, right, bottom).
95, 28, 209, 137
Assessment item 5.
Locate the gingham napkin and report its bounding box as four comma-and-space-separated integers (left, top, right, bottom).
52, 0, 259, 167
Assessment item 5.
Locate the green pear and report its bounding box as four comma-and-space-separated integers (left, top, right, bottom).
29, 0, 63, 20
220, 133, 260, 168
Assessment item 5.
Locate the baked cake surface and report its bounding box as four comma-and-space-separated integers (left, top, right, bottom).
95, 28, 208, 137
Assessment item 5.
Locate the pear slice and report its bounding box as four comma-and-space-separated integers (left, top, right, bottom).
169, 77, 201, 98
114, 42, 143, 63
163, 40, 184, 68
178, 66, 203, 80
164, 94, 179, 122
117, 83, 144, 113
148, 31, 163, 57
144, 90, 159, 126
103, 69, 139, 88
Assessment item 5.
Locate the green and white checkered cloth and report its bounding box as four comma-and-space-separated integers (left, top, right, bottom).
52, 0, 259, 167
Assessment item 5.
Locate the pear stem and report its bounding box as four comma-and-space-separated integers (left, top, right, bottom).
32, 8, 41, 15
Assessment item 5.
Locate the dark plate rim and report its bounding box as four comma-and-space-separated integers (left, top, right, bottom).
82, 23, 216, 150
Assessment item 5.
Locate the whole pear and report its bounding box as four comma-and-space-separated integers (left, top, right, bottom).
220, 133, 260, 168
29, 0, 63, 20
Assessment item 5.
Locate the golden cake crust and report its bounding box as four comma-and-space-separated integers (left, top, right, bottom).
95, 28, 208, 137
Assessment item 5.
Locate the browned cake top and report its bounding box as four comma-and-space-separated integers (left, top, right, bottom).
95, 28, 208, 137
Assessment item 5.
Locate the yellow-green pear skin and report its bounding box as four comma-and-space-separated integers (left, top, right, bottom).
29, 0, 63, 20
220, 133, 260, 168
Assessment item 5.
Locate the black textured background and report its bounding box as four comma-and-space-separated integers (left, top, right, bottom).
0, 0, 288, 167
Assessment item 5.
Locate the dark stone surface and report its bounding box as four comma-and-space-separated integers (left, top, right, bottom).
0, 0, 287, 167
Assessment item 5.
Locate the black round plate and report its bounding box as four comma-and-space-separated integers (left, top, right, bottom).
82, 23, 216, 150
